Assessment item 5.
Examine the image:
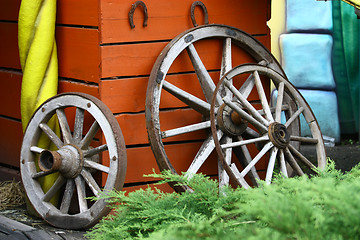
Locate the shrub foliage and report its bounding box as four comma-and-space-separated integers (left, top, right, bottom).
87, 161, 360, 240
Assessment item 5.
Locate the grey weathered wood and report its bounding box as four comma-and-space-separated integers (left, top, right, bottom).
79, 120, 100, 149
222, 97, 268, 133
186, 130, 223, 175
0, 215, 64, 240
56, 109, 73, 144
73, 107, 85, 144
265, 147, 278, 184
161, 120, 211, 139
275, 82, 285, 122
39, 123, 63, 149
162, 80, 211, 116
253, 70, 274, 122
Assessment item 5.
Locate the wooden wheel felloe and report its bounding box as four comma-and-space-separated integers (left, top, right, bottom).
20, 93, 127, 229
210, 64, 326, 188
146, 24, 286, 191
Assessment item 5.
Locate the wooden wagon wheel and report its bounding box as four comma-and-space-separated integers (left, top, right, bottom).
210, 64, 326, 188
146, 24, 288, 192
20, 93, 127, 229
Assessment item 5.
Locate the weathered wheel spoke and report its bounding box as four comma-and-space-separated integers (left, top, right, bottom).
73, 108, 85, 144
80, 121, 100, 149
285, 107, 304, 128
75, 176, 88, 213
162, 120, 211, 139
221, 135, 269, 149
32, 170, 56, 179
253, 71, 274, 122
241, 142, 273, 177
186, 43, 222, 104
220, 38, 232, 78
224, 82, 269, 127
222, 97, 268, 133
218, 136, 232, 187
42, 175, 66, 202
56, 109, 73, 144
162, 81, 211, 115
39, 123, 63, 149
290, 135, 318, 144
30, 146, 45, 154
81, 169, 102, 198
186, 130, 223, 175
265, 147, 278, 184
275, 82, 285, 122
84, 160, 110, 173
243, 127, 260, 139
283, 147, 304, 176
235, 136, 260, 185
238, 73, 255, 99
230, 163, 250, 189
288, 144, 317, 172
220, 38, 233, 99
60, 179, 75, 214
279, 149, 288, 178
83, 144, 108, 158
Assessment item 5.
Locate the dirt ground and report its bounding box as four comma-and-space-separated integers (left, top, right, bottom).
325, 142, 360, 172
300, 137, 360, 172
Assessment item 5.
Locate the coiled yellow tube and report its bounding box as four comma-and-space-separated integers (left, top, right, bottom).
18, 0, 59, 206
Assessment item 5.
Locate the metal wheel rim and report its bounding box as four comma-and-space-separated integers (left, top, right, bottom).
210, 64, 326, 188
20, 93, 127, 229
146, 24, 286, 192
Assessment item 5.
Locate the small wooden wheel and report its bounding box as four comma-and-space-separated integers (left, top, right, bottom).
20, 93, 126, 229
146, 24, 286, 191
210, 64, 326, 188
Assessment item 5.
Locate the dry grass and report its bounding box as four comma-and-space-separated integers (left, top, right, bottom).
0, 180, 25, 210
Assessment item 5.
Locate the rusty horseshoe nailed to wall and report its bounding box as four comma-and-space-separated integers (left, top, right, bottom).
129, 1, 148, 29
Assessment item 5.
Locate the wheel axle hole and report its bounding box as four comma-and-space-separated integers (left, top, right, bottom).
279, 130, 285, 138
39, 150, 60, 172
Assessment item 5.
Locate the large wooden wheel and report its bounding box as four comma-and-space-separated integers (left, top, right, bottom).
210, 64, 326, 188
20, 93, 126, 229
146, 24, 287, 191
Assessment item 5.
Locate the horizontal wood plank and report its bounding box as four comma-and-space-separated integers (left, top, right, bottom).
0, 22, 20, 69
0, 23, 100, 82
101, 35, 269, 78
57, 0, 99, 26
0, 166, 21, 182
0, 69, 99, 120
0, 117, 22, 168
0, 70, 21, 119
0, 0, 99, 26
56, 27, 100, 82
58, 80, 99, 98
0, 0, 20, 21
100, 0, 269, 43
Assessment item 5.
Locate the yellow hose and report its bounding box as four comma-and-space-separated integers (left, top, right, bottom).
18, 0, 59, 206
341, 0, 360, 9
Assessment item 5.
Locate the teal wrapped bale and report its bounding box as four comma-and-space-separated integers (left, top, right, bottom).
280, 33, 335, 90
299, 89, 340, 143
271, 89, 340, 142
286, 0, 332, 32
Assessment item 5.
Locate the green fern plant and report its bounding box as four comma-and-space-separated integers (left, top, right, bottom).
87, 161, 360, 240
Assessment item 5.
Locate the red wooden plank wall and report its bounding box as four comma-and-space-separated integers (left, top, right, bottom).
0, 0, 271, 191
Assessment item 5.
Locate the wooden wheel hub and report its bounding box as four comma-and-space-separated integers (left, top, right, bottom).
39, 144, 84, 179
268, 122, 290, 149
217, 103, 248, 136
